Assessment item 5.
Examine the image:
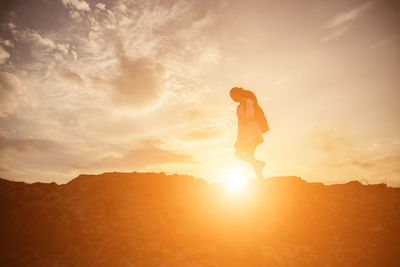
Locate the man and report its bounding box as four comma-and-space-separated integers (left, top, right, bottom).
230, 87, 268, 179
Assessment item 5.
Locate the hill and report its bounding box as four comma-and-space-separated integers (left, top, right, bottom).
0, 172, 399, 266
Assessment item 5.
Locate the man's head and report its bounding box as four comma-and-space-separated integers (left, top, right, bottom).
230, 87, 243, 102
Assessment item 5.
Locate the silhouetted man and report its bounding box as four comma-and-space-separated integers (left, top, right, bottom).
230, 87, 269, 179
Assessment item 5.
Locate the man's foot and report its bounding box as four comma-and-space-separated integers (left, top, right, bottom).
257, 160, 266, 170
255, 160, 265, 179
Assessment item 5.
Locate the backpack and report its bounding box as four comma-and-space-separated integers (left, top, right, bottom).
255, 104, 269, 134
243, 90, 269, 134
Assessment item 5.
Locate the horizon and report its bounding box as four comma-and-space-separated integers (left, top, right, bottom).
0, 0, 399, 186
0, 170, 396, 188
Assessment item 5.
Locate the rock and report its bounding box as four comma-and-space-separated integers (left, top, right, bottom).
0, 172, 399, 266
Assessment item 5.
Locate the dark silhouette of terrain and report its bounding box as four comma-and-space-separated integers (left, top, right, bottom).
0, 172, 399, 266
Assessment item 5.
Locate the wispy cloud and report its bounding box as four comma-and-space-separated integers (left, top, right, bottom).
0, 134, 63, 152
95, 3, 106, 11
321, 27, 348, 43
181, 127, 222, 141
370, 37, 394, 49
309, 126, 355, 159
321, 1, 373, 42
274, 75, 289, 86
58, 69, 85, 85
0, 38, 13, 47
0, 72, 21, 117
325, 1, 373, 28
92, 140, 196, 169
110, 40, 165, 109
0, 46, 10, 64
9, 26, 71, 66
328, 153, 400, 169
62, 0, 90, 12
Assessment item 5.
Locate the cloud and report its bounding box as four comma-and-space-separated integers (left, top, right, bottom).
11, 27, 70, 57
0, 164, 11, 172
309, 126, 355, 159
95, 3, 106, 11
62, 0, 90, 12
321, 27, 348, 43
0, 72, 21, 117
0, 38, 13, 47
370, 37, 394, 49
59, 69, 85, 85
93, 140, 195, 169
274, 75, 289, 86
111, 43, 165, 108
140, 138, 165, 147
0, 164, 23, 175
329, 153, 400, 169
0, 46, 10, 64
309, 127, 400, 184
321, 2, 373, 42
0, 134, 63, 153
181, 127, 222, 141
325, 2, 373, 28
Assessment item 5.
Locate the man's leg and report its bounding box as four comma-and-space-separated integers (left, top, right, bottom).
234, 149, 250, 161
235, 144, 265, 179
247, 144, 265, 179
253, 160, 265, 179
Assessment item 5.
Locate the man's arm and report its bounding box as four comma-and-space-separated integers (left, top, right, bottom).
244, 98, 255, 122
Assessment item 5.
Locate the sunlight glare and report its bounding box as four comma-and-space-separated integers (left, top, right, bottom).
224, 169, 248, 193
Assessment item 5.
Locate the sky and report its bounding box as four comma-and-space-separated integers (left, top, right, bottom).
0, 0, 399, 185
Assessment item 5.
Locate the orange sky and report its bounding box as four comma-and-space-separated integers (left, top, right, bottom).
0, 0, 399, 185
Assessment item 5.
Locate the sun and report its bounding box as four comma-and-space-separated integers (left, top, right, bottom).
224, 169, 248, 193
